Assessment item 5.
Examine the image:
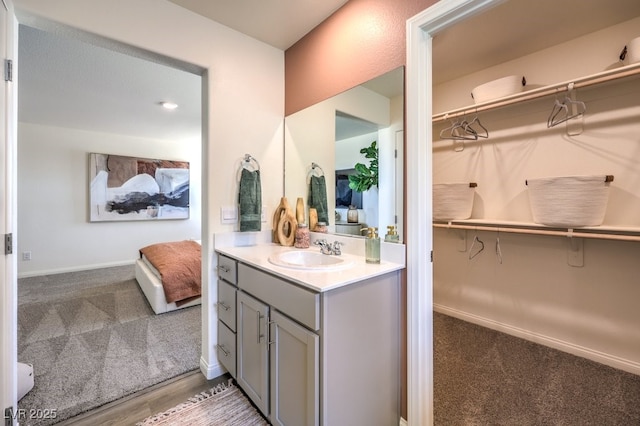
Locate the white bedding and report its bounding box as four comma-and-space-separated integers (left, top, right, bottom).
135, 253, 201, 315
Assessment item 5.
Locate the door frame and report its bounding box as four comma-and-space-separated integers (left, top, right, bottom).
405, 0, 504, 424
1, 0, 18, 421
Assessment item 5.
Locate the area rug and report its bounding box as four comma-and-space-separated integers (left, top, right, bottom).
137, 380, 268, 425
17, 265, 202, 425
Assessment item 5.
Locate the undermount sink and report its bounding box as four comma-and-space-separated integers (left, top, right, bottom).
268, 250, 352, 271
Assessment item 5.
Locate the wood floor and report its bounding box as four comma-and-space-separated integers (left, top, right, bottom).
58, 370, 231, 426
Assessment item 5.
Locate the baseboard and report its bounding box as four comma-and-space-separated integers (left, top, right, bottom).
399, 417, 408, 426
18, 260, 135, 278
434, 304, 640, 376
200, 356, 227, 380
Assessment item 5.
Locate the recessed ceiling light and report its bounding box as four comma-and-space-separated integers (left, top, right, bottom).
160, 101, 178, 110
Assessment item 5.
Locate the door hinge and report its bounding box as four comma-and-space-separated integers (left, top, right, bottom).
4, 59, 12, 82
4, 233, 13, 255
5, 406, 14, 426
430, 250, 433, 262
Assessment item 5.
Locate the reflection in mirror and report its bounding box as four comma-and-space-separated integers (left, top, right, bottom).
284, 67, 404, 240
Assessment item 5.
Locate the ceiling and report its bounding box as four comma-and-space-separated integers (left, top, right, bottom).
432, 0, 640, 85
17, 0, 640, 141
167, 0, 349, 51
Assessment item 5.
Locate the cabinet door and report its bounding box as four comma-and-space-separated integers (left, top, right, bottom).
237, 291, 270, 416
270, 310, 319, 426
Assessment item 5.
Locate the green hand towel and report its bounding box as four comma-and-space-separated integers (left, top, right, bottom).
308, 175, 329, 225
239, 168, 262, 232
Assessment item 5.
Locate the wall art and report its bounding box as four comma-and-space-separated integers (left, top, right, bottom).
89, 153, 189, 222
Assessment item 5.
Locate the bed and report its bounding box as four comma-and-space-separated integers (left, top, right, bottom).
135, 240, 202, 314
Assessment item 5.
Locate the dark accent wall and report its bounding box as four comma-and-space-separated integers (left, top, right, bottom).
284, 0, 437, 116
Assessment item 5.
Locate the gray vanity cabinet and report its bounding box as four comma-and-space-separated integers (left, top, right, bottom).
221, 255, 400, 426
216, 255, 238, 378
237, 264, 320, 424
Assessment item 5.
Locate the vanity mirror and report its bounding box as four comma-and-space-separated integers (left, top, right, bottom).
284, 67, 404, 240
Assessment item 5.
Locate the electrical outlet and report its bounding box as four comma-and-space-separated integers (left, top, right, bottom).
22, 251, 32, 261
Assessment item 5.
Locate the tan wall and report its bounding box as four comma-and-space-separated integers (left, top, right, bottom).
284, 0, 437, 116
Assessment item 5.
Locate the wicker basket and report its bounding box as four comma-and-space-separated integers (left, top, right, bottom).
433, 183, 477, 220
526, 175, 613, 227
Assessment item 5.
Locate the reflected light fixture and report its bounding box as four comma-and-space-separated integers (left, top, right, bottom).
160, 101, 178, 110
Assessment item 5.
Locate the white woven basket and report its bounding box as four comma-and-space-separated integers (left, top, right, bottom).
433, 183, 477, 220
526, 175, 613, 227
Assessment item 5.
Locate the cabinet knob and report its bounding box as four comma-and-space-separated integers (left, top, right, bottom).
218, 265, 230, 273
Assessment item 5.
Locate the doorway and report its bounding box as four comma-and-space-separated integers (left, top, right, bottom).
15, 22, 205, 421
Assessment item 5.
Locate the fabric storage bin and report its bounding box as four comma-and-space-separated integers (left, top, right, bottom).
433, 182, 477, 220
526, 175, 613, 227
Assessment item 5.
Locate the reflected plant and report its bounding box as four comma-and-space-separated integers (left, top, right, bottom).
348, 141, 378, 192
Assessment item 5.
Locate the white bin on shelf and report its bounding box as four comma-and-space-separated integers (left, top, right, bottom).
471, 75, 525, 103
525, 175, 614, 227
433, 182, 477, 220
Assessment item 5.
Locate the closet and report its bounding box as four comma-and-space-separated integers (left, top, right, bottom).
431, 4, 640, 376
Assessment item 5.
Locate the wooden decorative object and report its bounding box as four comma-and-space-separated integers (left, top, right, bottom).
272, 197, 290, 244
309, 207, 318, 232
277, 210, 297, 246
296, 197, 305, 224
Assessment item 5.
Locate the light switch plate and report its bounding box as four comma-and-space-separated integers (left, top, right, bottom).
221, 206, 237, 224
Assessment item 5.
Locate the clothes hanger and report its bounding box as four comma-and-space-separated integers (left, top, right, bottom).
440, 113, 478, 141
464, 111, 489, 139
547, 84, 586, 128
547, 96, 569, 128
468, 234, 484, 260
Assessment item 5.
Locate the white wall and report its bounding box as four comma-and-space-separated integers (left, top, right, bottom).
432, 17, 640, 374
13, 0, 285, 379
17, 122, 202, 276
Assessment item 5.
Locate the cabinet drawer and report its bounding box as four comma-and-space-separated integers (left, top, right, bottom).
217, 320, 236, 378
218, 255, 237, 284
238, 263, 320, 331
217, 279, 237, 331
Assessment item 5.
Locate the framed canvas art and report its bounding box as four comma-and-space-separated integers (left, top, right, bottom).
89, 153, 190, 222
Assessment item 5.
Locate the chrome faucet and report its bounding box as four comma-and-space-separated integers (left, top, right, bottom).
314, 239, 343, 255
314, 239, 333, 255
331, 241, 343, 255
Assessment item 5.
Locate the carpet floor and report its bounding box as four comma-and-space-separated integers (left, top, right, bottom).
17, 265, 201, 426
136, 380, 267, 426
434, 311, 640, 425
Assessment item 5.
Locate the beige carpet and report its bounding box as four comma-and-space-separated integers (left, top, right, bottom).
434, 312, 640, 425
18, 265, 201, 425
137, 380, 268, 425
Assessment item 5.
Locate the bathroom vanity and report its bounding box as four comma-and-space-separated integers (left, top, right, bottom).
215, 242, 404, 426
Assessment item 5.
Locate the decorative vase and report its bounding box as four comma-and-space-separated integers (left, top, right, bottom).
347, 205, 358, 223
309, 207, 318, 232
296, 197, 305, 225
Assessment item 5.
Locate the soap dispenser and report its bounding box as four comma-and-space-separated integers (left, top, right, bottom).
362, 227, 380, 264
384, 225, 399, 243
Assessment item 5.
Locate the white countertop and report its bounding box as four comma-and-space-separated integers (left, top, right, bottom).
215, 243, 405, 293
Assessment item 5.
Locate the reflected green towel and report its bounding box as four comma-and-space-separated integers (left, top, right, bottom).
239, 169, 262, 232
308, 175, 329, 224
